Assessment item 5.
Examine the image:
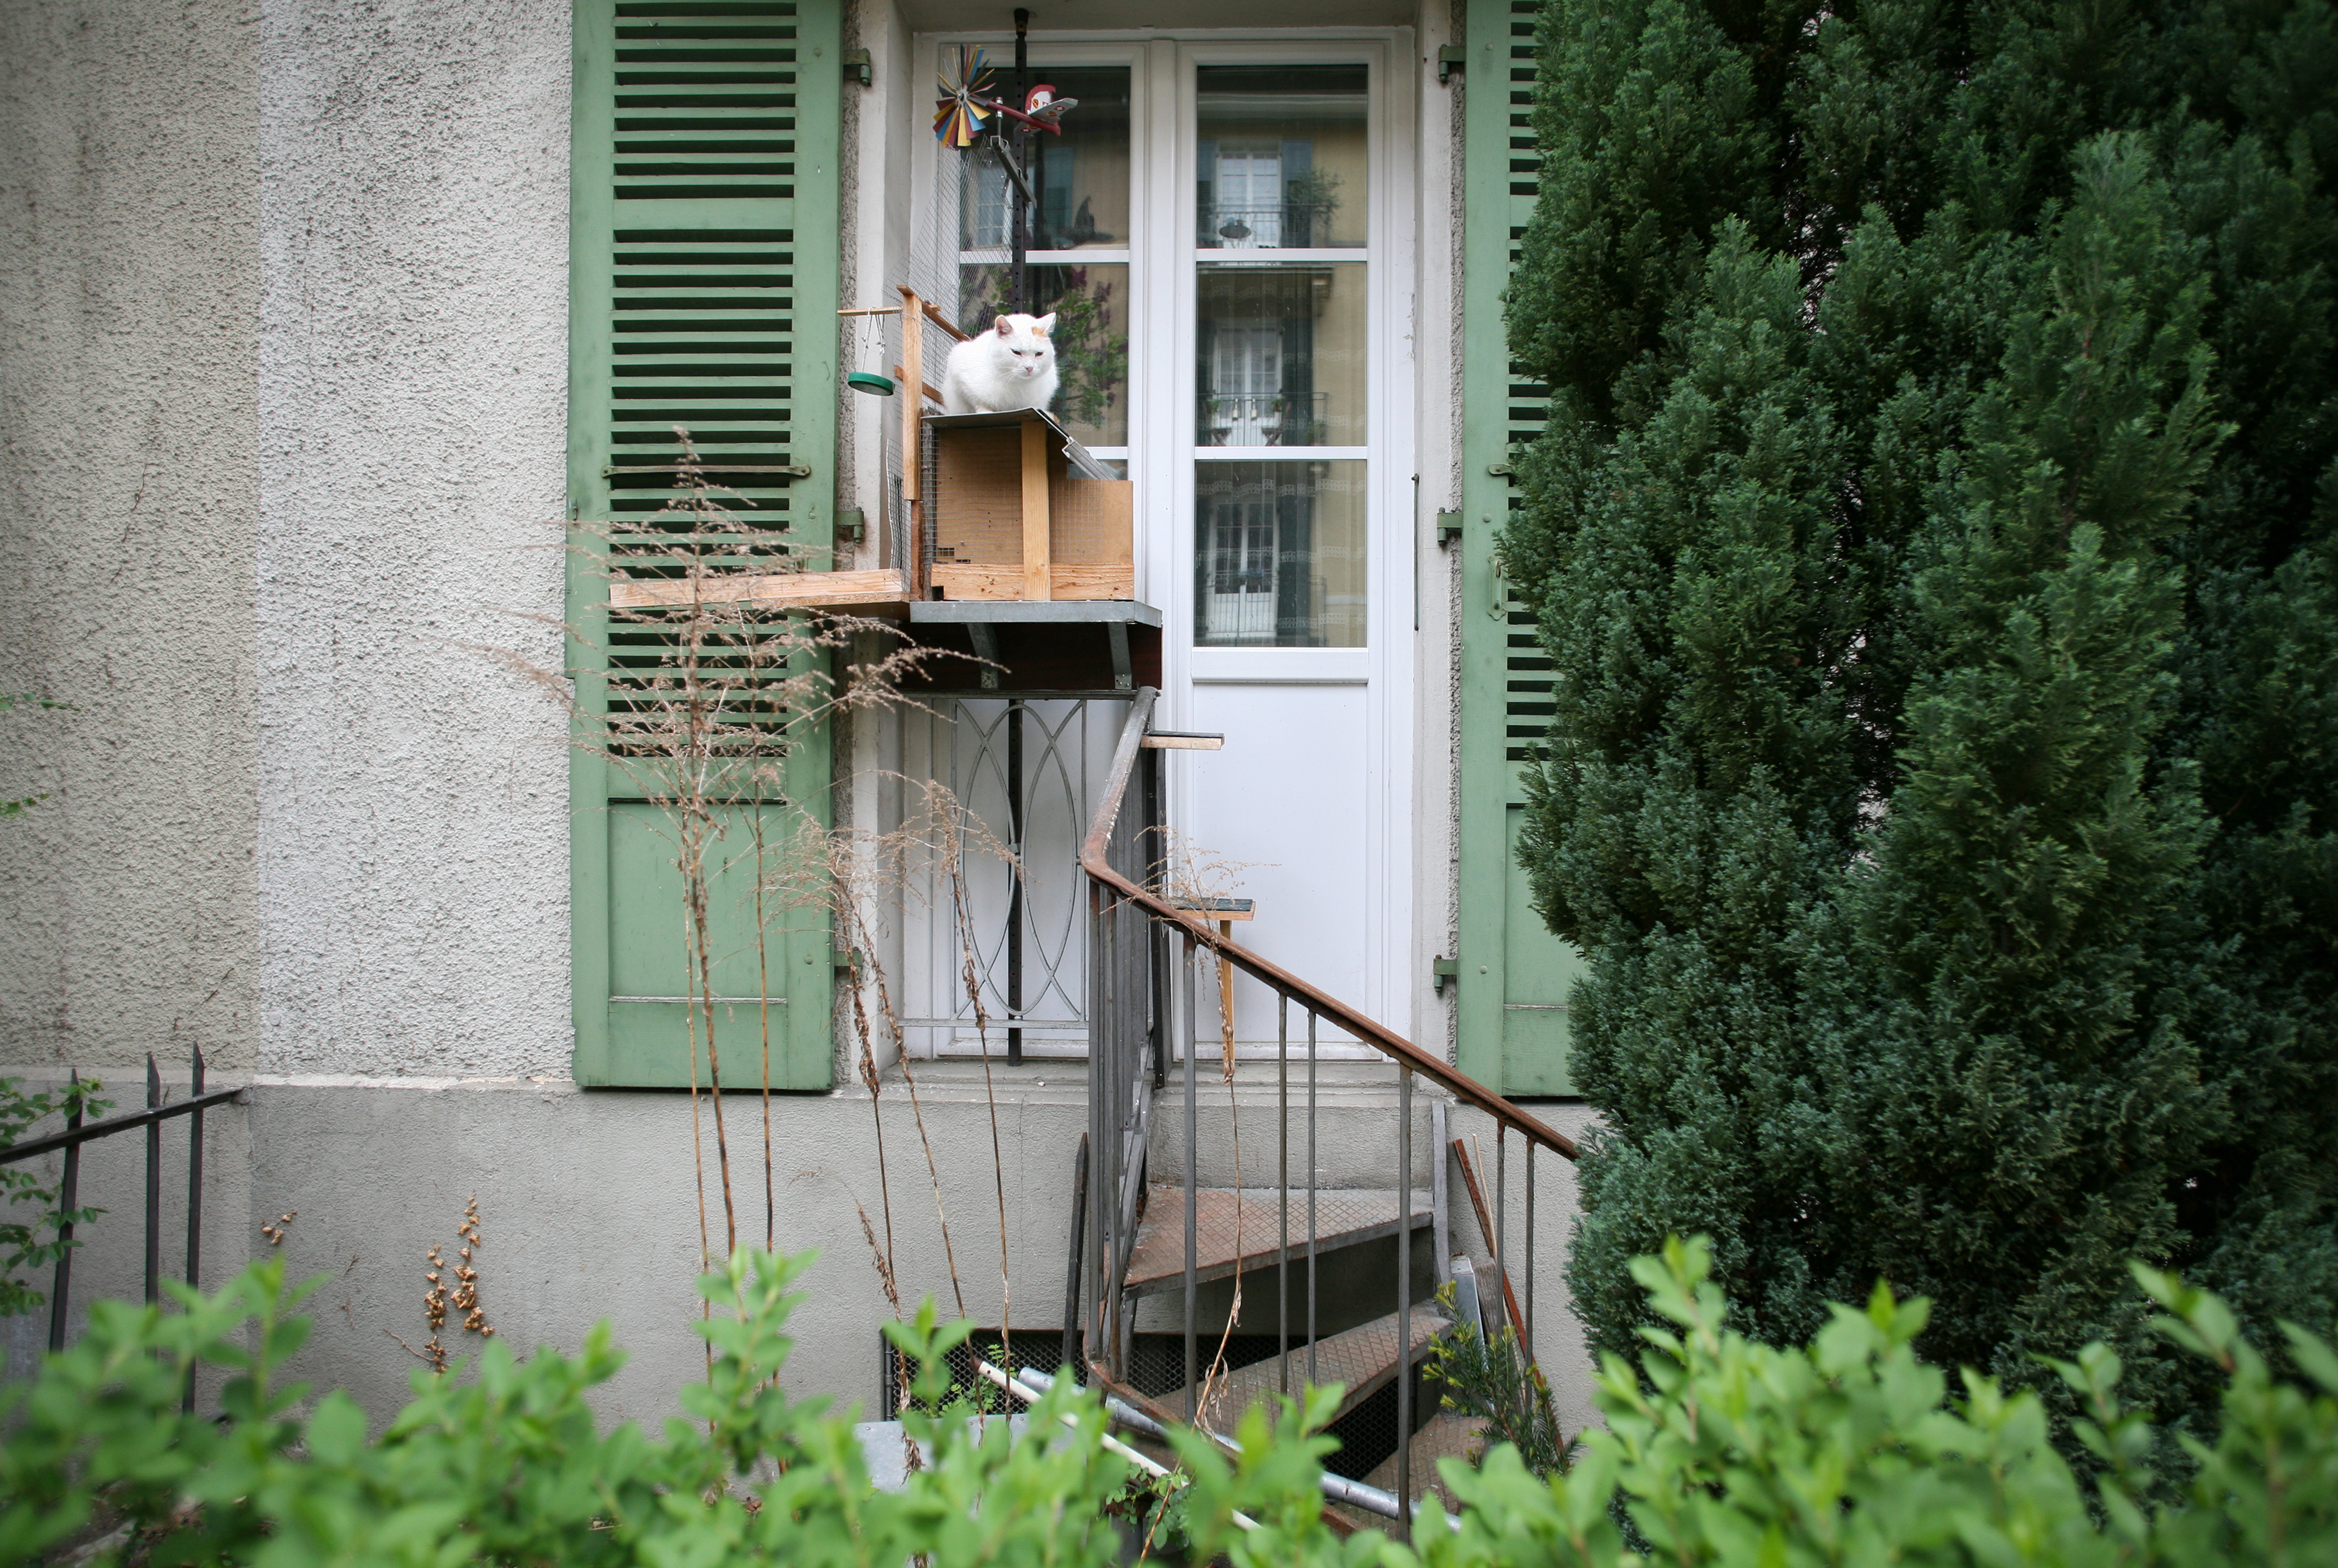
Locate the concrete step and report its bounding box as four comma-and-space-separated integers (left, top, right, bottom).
1123, 1183, 1432, 1299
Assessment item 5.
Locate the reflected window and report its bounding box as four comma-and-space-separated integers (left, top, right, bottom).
1194, 461, 1365, 647
1196, 66, 1367, 251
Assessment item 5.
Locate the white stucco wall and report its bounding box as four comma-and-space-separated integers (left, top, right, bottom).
0, 0, 260, 1072
255, 0, 573, 1079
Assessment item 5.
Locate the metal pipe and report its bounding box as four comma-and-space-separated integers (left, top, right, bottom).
46, 1070, 82, 1354
1183, 936, 1198, 1423
1029, 1365, 1452, 1530
1007, 699, 1024, 1065
144, 1055, 161, 1306
1396, 1063, 1413, 1541
1087, 891, 1106, 1373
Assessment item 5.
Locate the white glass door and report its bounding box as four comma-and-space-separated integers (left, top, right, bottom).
907, 33, 1415, 1055
1165, 43, 1412, 1053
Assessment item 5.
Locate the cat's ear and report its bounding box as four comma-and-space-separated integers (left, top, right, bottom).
1033, 313, 1056, 336
993, 315, 1014, 337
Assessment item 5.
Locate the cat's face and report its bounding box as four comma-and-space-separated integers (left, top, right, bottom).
990, 312, 1057, 381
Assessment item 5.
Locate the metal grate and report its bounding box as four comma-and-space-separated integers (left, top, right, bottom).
879, 1327, 1080, 1417
614, 1, 799, 201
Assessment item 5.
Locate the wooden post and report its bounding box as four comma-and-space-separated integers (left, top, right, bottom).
898, 286, 925, 594
1020, 414, 1051, 601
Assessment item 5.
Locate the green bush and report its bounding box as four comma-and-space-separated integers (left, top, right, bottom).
1504, 0, 2337, 1435
6, 1240, 2337, 1566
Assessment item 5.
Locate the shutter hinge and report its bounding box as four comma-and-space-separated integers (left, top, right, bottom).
834, 948, 862, 971
1433, 956, 1460, 995
1437, 45, 1466, 84
1436, 509, 1463, 546
1487, 463, 1512, 477
842, 49, 872, 87
837, 507, 866, 543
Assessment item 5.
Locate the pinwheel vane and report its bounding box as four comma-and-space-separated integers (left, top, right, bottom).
934, 46, 1078, 148
933, 45, 994, 149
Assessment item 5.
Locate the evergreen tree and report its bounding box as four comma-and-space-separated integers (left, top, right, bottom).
1507, 0, 2338, 1428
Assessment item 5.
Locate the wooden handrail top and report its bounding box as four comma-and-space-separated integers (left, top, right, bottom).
1080, 688, 1579, 1163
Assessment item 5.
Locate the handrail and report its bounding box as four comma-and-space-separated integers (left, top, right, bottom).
1077, 689, 1578, 1163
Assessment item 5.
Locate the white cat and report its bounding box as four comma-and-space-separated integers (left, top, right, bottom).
941, 312, 1060, 415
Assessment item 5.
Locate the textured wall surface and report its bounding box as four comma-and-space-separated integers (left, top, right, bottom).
255, 0, 573, 1078
0, 0, 261, 1072
246, 1069, 1095, 1420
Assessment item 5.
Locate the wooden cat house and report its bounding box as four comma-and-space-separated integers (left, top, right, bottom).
915, 408, 1133, 602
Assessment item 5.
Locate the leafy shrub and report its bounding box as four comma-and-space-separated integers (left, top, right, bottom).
6, 1239, 2337, 1566
0, 1076, 111, 1319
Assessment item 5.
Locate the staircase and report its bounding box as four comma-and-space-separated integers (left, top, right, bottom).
1077, 691, 1579, 1535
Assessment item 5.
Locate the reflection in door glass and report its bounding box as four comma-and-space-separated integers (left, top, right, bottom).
1195, 66, 1368, 250
958, 67, 1132, 252
1193, 461, 1365, 647
1194, 261, 1363, 445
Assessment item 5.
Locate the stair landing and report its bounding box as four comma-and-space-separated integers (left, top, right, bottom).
1123, 1184, 1432, 1298
1168, 1305, 1447, 1432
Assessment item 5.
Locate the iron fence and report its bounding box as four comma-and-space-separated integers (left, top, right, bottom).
1, 1049, 242, 1406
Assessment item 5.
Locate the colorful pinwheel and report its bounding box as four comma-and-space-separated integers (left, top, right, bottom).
933, 45, 993, 149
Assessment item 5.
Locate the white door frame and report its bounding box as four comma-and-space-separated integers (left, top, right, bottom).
905, 27, 1419, 1050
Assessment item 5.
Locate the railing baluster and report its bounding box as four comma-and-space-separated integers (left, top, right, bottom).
1183, 935, 1198, 1424
1395, 1063, 1412, 1541
144, 1055, 161, 1306
1306, 1008, 1317, 1387
1278, 993, 1289, 1397
1525, 1140, 1535, 1369
1495, 1124, 1506, 1332
46, 1070, 83, 1354
185, 1046, 205, 1413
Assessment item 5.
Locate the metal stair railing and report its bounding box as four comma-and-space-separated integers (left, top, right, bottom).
1080, 688, 1578, 1537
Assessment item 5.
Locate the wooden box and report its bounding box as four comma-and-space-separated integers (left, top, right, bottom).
922, 410, 1134, 602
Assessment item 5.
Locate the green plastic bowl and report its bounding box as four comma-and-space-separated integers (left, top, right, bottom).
846, 370, 897, 396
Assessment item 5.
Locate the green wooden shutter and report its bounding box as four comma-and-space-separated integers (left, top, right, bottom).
1455, 0, 1585, 1096
566, 0, 842, 1088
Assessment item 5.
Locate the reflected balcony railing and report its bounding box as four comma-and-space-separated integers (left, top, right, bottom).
1197, 392, 1331, 448
1199, 202, 1341, 249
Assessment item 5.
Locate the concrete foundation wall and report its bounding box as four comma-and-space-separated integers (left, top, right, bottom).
0, 0, 261, 1072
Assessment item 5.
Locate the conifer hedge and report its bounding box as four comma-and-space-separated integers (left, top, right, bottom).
1502, 0, 2337, 1428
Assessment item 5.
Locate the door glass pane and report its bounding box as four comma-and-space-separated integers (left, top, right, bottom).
956, 262, 1130, 447
957, 66, 1132, 252
1195, 66, 1368, 250
1194, 260, 1363, 445
1193, 460, 1365, 646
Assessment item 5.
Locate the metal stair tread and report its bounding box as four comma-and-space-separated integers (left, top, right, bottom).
1363, 1409, 1486, 1512
1167, 1305, 1447, 1433
1123, 1184, 1433, 1296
